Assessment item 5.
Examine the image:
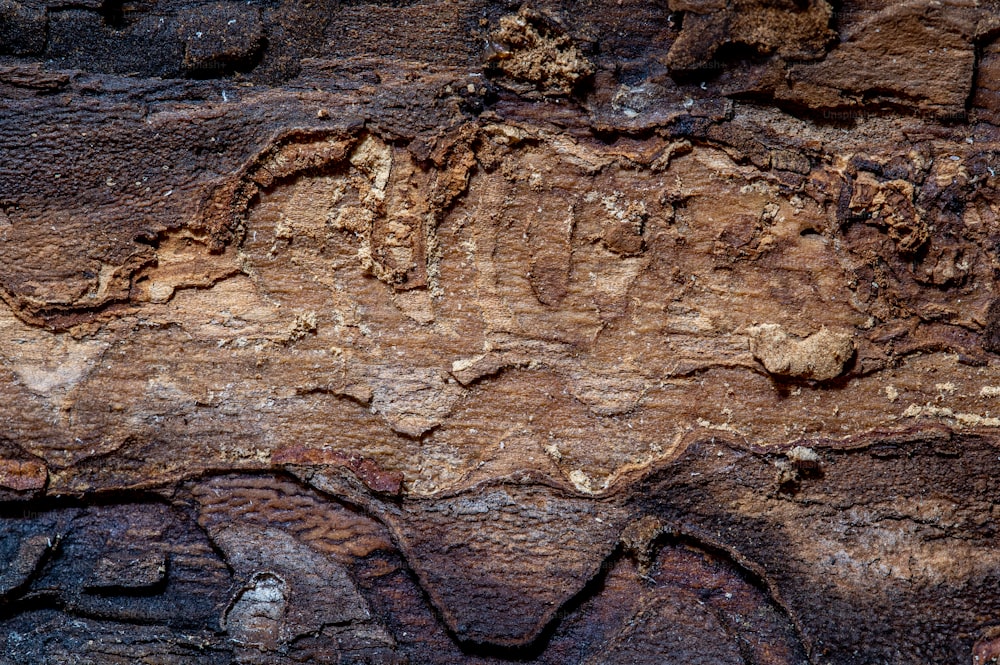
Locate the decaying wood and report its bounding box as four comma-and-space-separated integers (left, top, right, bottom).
3, 1, 1000, 662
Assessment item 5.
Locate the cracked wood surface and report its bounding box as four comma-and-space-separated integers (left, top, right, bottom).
4, 0, 1000, 663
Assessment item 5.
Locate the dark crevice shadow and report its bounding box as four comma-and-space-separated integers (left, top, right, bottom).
452, 543, 624, 662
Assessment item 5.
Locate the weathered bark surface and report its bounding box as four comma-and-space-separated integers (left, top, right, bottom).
3, 1, 1000, 663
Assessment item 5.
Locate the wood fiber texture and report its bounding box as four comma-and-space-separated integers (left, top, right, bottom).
3, 1, 1000, 663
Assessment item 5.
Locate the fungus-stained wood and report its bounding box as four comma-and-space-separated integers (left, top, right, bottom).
4, 0, 1000, 663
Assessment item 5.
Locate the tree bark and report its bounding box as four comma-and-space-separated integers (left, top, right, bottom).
2, 1, 1000, 663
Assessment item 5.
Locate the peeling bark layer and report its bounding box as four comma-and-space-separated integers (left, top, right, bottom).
4, 1, 1000, 663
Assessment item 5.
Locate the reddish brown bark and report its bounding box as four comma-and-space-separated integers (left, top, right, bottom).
3, 1, 1000, 663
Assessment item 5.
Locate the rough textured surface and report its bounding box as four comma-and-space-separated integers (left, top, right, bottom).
5, 0, 1000, 662
748, 324, 856, 381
